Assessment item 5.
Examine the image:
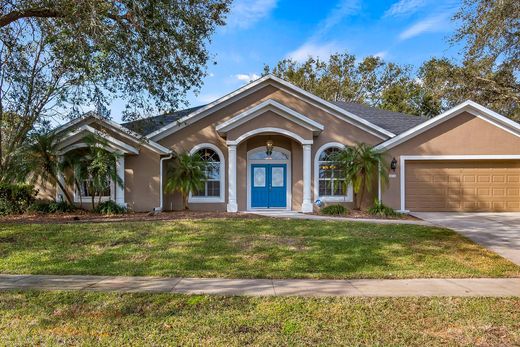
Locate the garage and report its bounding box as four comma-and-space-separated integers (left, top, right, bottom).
405, 160, 520, 212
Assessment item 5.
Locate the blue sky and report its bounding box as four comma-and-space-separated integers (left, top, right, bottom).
110, 0, 463, 123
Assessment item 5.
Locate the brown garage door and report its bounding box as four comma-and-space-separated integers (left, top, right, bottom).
405, 160, 520, 212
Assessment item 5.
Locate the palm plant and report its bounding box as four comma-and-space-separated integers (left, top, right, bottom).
165, 151, 207, 210
62, 152, 89, 209
83, 134, 123, 209
24, 132, 74, 205
332, 143, 388, 210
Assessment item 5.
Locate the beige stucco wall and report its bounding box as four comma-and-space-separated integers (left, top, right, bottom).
226, 110, 314, 142
382, 112, 520, 209
33, 121, 163, 212
158, 84, 383, 211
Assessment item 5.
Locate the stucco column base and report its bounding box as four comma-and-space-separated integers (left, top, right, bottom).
301, 201, 313, 213
227, 202, 238, 213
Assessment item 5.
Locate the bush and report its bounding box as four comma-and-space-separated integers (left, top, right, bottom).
0, 183, 36, 215
28, 201, 76, 213
367, 199, 401, 218
321, 204, 348, 216
93, 200, 127, 215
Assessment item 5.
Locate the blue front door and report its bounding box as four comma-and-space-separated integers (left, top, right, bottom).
251, 164, 287, 208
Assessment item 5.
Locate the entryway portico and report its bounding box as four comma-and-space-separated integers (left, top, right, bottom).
216, 100, 324, 213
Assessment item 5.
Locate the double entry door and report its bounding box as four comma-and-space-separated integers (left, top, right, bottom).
251, 164, 287, 208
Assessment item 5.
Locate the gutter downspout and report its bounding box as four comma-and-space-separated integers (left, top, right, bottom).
155, 152, 173, 212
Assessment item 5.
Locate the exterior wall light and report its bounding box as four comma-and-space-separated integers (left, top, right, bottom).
390, 157, 397, 173
266, 140, 274, 157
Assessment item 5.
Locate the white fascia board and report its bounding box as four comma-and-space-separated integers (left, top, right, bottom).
146, 75, 274, 140
268, 75, 395, 139
147, 74, 395, 141
57, 125, 139, 155
54, 114, 171, 155
375, 100, 520, 151
215, 99, 324, 134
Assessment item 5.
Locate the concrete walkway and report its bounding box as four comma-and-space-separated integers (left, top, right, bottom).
249, 210, 430, 225
1, 274, 519, 297
412, 212, 520, 266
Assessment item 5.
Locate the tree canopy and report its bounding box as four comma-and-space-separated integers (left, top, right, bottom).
0, 0, 230, 180
263, 54, 441, 118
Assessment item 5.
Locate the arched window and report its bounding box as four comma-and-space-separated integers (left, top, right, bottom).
314, 143, 353, 202
189, 144, 225, 202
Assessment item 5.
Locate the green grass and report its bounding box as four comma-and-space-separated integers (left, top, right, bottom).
0, 218, 518, 279
0, 291, 519, 346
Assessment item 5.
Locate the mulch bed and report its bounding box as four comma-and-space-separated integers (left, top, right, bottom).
314, 209, 418, 220
0, 209, 417, 225
0, 211, 265, 225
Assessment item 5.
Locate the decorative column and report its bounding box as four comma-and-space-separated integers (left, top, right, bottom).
227, 144, 238, 212
56, 155, 66, 202
302, 144, 313, 213
115, 155, 126, 206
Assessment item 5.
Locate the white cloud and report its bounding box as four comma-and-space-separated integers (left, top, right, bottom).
311, 0, 360, 41
198, 93, 223, 104
384, 0, 427, 17
286, 42, 339, 62
226, 0, 277, 29
373, 51, 388, 59
398, 13, 450, 40
234, 73, 261, 83
285, 0, 359, 63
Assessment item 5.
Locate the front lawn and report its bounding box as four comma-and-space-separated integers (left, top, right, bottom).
0, 218, 518, 278
1, 291, 519, 346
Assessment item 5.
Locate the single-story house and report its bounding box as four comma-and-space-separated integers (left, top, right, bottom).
39, 75, 520, 213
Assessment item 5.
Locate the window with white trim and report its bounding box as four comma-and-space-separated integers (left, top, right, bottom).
78, 178, 111, 198
193, 148, 221, 198
318, 147, 347, 197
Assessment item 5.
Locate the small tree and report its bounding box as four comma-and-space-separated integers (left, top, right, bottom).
83, 135, 123, 209
24, 132, 73, 205
332, 143, 388, 210
165, 152, 207, 210
62, 151, 88, 209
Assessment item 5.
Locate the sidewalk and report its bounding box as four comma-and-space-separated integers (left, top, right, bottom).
1, 274, 519, 297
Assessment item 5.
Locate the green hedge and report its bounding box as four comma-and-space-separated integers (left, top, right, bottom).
28, 201, 76, 213
93, 200, 127, 215
0, 183, 37, 215
321, 204, 348, 216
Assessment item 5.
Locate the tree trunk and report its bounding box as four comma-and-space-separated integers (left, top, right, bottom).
54, 175, 73, 205
182, 193, 189, 210
357, 178, 366, 210
75, 181, 83, 209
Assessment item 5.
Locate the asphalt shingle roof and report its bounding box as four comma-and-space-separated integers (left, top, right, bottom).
332, 101, 428, 135
122, 101, 427, 137
122, 105, 206, 136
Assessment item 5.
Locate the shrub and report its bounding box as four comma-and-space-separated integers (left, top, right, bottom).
0, 183, 36, 215
93, 200, 127, 215
28, 201, 76, 213
321, 204, 348, 216
367, 199, 400, 218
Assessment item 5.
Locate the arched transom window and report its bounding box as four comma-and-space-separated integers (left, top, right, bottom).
193, 148, 221, 198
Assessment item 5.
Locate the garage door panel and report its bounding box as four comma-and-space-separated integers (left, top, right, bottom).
406, 160, 520, 212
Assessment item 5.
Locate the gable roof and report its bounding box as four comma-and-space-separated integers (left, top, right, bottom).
54, 112, 171, 155
375, 100, 520, 150
143, 75, 396, 141
215, 99, 324, 135
332, 101, 428, 135
56, 125, 140, 155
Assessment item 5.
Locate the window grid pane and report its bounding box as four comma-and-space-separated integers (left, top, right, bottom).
193, 148, 221, 198
318, 146, 348, 198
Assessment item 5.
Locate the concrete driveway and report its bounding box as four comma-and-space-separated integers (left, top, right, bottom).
412, 212, 520, 266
